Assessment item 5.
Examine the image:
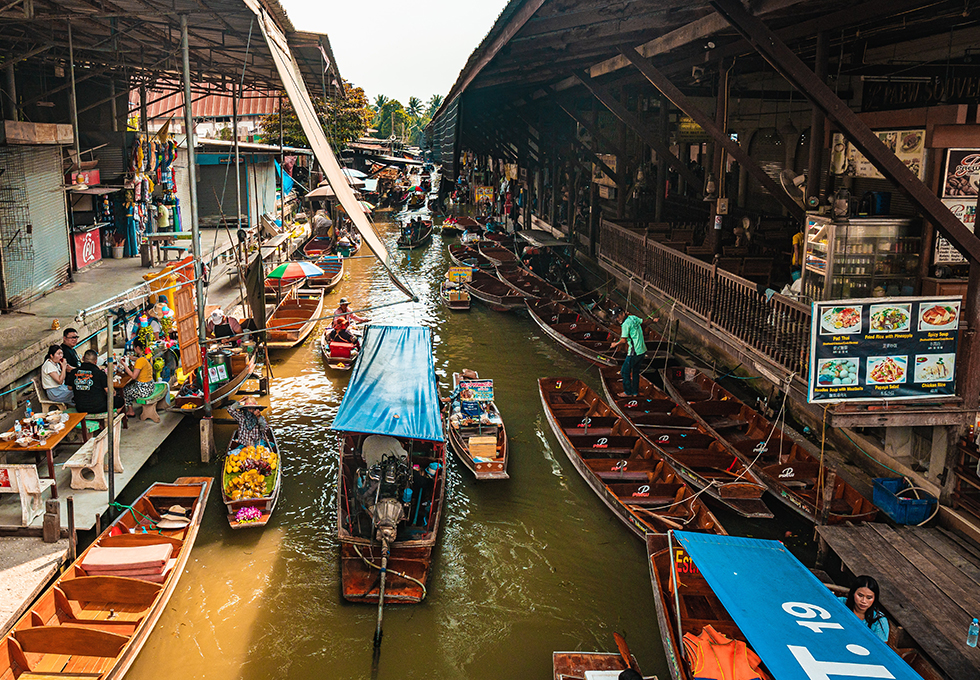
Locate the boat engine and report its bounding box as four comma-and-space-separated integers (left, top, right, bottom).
365, 453, 410, 544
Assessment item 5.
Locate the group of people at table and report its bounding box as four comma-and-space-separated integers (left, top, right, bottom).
40, 314, 164, 418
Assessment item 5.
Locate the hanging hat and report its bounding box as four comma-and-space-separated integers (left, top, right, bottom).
239, 396, 266, 410
148, 302, 167, 319
156, 505, 191, 529
210, 309, 225, 324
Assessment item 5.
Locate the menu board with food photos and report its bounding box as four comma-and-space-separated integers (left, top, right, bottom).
831, 129, 926, 180
934, 149, 980, 264
809, 296, 960, 403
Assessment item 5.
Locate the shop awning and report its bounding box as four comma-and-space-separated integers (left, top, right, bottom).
673, 531, 920, 680
332, 326, 444, 442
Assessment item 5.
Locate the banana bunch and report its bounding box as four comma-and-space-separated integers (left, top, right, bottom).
225, 469, 266, 499
240, 444, 278, 472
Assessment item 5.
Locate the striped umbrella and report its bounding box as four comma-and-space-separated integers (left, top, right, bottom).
267, 260, 324, 283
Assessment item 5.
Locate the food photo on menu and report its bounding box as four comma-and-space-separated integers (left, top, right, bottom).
918, 301, 961, 332
867, 356, 908, 385
869, 304, 911, 332
819, 305, 862, 334
815, 358, 860, 387
914, 354, 956, 383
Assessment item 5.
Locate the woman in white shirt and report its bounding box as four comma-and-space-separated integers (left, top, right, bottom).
41, 345, 73, 405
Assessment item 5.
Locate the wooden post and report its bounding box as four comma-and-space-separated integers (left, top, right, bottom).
200, 417, 214, 464
815, 534, 830, 569
818, 469, 836, 525
43, 499, 59, 543
806, 32, 828, 205
66, 496, 76, 562
94, 513, 101, 536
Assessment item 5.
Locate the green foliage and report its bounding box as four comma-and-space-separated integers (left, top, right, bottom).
259, 82, 371, 151
370, 93, 445, 146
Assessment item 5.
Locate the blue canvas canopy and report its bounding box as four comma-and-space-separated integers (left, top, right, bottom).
673, 531, 919, 680
332, 326, 444, 442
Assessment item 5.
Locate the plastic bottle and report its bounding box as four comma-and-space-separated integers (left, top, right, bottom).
14, 420, 21, 436
25, 399, 32, 420
969, 618, 979, 648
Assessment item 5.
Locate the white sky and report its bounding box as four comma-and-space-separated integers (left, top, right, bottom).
280, 0, 510, 106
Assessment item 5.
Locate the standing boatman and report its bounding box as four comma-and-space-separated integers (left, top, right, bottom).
610, 309, 646, 397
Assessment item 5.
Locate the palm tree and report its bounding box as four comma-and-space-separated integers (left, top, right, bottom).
427, 94, 443, 117
407, 96, 423, 119
373, 94, 389, 111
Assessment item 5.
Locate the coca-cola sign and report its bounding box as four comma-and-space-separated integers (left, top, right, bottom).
942, 149, 980, 198
72, 227, 102, 269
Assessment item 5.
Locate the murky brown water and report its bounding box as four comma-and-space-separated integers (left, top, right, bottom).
121, 215, 812, 679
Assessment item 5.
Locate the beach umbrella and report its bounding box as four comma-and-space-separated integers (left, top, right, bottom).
267, 260, 324, 283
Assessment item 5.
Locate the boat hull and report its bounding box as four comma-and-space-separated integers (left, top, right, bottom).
222, 430, 282, 529
266, 288, 325, 350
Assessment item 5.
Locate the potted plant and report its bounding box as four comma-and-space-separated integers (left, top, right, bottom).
111, 232, 126, 259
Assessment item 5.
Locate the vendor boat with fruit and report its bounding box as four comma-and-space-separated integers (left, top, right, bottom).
221, 397, 282, 529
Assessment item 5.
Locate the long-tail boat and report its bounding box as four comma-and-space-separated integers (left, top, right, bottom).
448, 243, 494, 270
302, 236, 334, 258
598, 368, 773, 519
266, 287, 325, 350
496, 265, 574, 302
306, 254, 344, 290
648, 531, 921, 680
0, 477, 211, 679
222, 424, 282, 529
439, 279, 471, 311
465, 270, 525, 312
553, 635, 654, 680
334, 326, 447, 605
528, 299, 667, 367
444, 371, 508, 480
477, 240, 518, 267
539, 377, 725, 538
661, 366, 878, 524
396, 220, 433, 249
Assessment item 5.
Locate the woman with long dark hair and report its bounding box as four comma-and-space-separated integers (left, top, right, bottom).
839, 575, 889, 642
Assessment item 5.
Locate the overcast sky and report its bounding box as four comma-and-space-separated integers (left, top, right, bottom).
280, 0, 510, 106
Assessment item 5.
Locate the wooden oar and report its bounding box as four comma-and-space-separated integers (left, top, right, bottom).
614, 632, 640, 672
632, 505, 685, 531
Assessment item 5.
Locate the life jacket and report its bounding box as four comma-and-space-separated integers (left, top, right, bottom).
681, 625, 766, 680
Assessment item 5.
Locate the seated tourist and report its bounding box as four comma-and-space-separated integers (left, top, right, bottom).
69, 349, 123, 414
333, 298, 367, 329
121, 339, 155, 417
41, 345, 74, 405
327, 317, 359, 347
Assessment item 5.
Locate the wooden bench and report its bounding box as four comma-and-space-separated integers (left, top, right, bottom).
32, 378, 70, 415
134, 382, 169, 423
0, 463, 56, 526
64, 414, 125, 491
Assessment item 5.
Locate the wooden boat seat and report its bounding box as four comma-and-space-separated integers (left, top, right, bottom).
644, 431, 716, 449
704, 417, 747, 432
691, 401, 743, 418
19, 673, 106, 679
620, 495, 682, 507
621, 398, 676, 413
13, 626, 129, 659
631, 413, 696, 428
595, 469, 655, 482
58, 576, 162, 607
566, 434, 638, 451
565, 427, 614, 438
658, 449, 738, 469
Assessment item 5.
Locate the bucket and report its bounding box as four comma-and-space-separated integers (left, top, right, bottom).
112, 245, 125, 259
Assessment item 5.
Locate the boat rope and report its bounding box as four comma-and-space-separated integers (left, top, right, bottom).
108, 501, 159, 531
352, 543, 427, 599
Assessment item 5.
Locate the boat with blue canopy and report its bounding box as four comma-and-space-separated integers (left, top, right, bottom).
333, 326, 446, 617
647, 530, 921, 680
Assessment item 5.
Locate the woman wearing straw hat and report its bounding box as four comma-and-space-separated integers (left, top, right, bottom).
228, 397, 269, 447
206, 308, 243, 344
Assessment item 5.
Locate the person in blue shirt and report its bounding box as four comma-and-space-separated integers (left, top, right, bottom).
610, 309, 647, 397
838, 575, 889, 643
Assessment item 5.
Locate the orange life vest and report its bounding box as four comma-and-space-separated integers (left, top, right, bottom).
682, 625, 766, 680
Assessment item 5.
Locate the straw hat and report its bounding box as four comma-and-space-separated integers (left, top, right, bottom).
240, 396, 266, 410
210, 309, 226, 324
148, 302, 167, 319
157, 505, 191, 529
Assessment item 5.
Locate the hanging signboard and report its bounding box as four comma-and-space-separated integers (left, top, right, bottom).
831, 129, 926, 181
808, 296, 960, 403
474, 186, 494, 203
933, 149, 980, 264
447, 266, 472, 283
459, 379, 493, 402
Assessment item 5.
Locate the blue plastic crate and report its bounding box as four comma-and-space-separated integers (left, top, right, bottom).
872, 477, 937, 525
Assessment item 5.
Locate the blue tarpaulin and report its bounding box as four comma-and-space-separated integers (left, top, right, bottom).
332, 326, 444, 441
275, 160, 294, 196
673, 531, 919, 680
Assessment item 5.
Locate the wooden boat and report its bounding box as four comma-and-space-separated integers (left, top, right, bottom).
477, 240, 518, 266
598, 367, 773, 519
497, 265, 574, 302
222, 426, 282, 529
335, 230, 361, 257
171, 349, 257, 415
440, 217, 462, 236
527, 299, 667, 367
465, 270, 526, 312
318, 325, 360, 371
302, 236, 333, 258
553, 638, 654, 680
453, 216, 483, 232
266, 287, 325, 350
0, 477, 211, 679
306, 254, 343, 290
539, 377, 725, 538
335, 326, 446, 604
661, 366, 878, 524
444, 371, 508, 479
448, 243, 494, 270
440, 279, 471, 311
397, 220, 433, 249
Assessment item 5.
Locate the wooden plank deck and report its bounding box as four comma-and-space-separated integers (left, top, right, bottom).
817, 523, 980, 679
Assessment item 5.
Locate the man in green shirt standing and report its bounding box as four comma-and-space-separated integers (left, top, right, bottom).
611, 309, 647, 396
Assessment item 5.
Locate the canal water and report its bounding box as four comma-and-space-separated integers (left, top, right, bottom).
122, 214, 813, 679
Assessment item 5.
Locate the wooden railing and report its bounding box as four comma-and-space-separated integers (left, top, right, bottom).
598, 219, 811, 376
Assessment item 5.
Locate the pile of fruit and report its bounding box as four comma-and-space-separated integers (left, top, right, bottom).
225, 469, 266, 500
225, 444, 277, 474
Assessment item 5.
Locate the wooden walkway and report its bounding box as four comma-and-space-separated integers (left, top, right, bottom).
816, 523, 980, 679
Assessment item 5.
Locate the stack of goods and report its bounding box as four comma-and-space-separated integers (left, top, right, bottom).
80, 543, 176, 583
224, 443, 277, 500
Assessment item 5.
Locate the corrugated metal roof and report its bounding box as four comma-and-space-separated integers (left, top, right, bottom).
143, 88, 281, 120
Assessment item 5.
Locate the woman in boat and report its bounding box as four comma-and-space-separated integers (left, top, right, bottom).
207, 308, 243, 345
228, 396, 270, 447
121, 338, 155, 416
325, 316, 359, 347
838, 575, 889, 642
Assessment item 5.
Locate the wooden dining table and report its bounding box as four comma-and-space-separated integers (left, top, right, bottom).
0, 412, 89, 497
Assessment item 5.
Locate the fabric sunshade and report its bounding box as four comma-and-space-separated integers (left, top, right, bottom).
673, 531, 920, 680
332, 326, 444, 442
